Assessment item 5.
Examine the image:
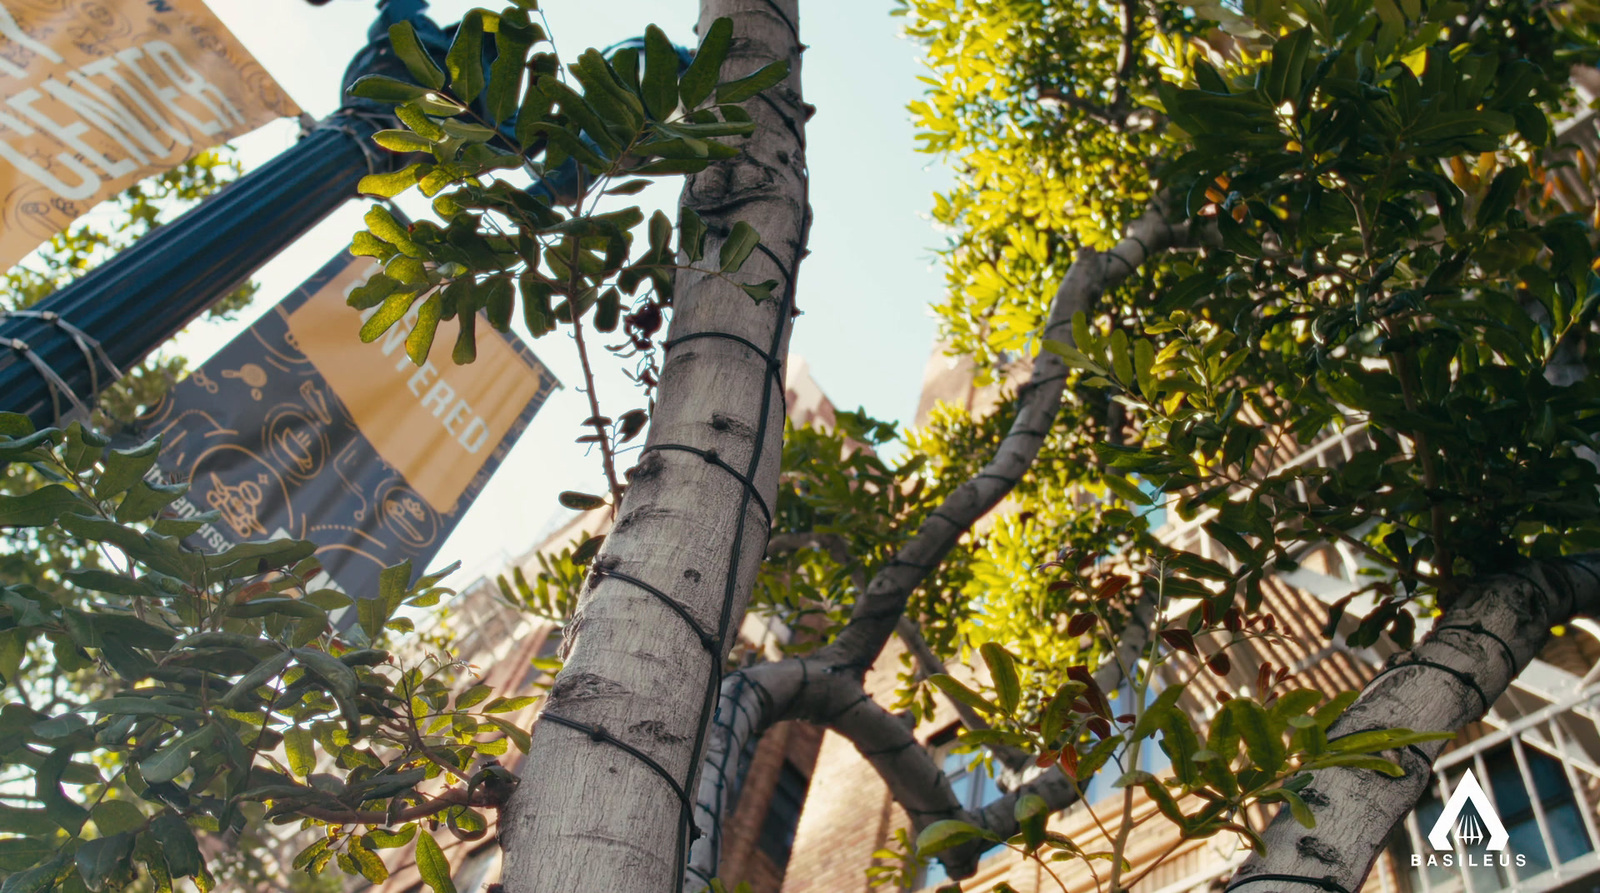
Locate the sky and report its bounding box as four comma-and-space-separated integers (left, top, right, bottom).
168, 0, 953, 584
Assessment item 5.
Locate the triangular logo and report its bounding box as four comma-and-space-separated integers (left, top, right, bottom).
1427, 768, 1509, 852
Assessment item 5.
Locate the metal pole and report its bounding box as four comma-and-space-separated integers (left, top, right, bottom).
0, 1, 447, 427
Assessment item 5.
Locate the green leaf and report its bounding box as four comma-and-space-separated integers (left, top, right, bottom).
89, 800, 145, 838
680, 18, 732, 109
284, 727, 315, 778
388, 21, 446, 89
571, 534, 605, 565
0, 855, 66, 893
740, 280, 779, 303
415, 830, 458, 893
927, 673, 999, 716
445, 9, 486, 104
717, 59, 789, 104
151, 814, 201, 878
720, 221, 760, 273
1103, 474, 1152, 506
367, 825, 418, 849
0, 485, 86, 527
483, 715, 531, 753
375, 126, 435, 152
348, 841, 390, 884
75, 834, 133, 892
348, 74, 432, 103
680, 208, 707, 261
641, 24, 679, 119
1128, 684, 1184, 742
483, 696, 538, 713
95, 437, 160, 498
486, 10, 537, 124
141, 726, 218, 784
1041, 681, 1086, 744
1258, 787, 1316, 828
979, 642, 1021, 715
222, 650, 294, 708
80, 698, 203, 720
295, 647, 363, 734
915, 819, 995, 856
1110, 330, 1133, 383
1224, 699, 1284, 774
0, 837, 56, 872
407, 292, 444, 365
114, 479, 186, 523
1015, 793, 1050, 850
456, 683, 493, 710
1300, 754, 1406, 776
559, 491, 606, 510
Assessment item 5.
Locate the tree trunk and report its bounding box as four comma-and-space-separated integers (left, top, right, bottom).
496, 2, 808, 889
1229, 559, 1600, 893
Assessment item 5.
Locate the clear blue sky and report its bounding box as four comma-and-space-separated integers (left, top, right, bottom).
176, 0, 951, 582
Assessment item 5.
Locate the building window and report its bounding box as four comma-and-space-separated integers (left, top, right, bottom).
1406, 743, 1594, 892
918, 734, 1008, 890
757, 760, 810, 868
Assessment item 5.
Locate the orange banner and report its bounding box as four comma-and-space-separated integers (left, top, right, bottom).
0, 0, 299, 270
287, 260, 555, 514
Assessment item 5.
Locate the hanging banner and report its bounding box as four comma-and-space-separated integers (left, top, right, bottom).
137, 251, 559, 597
0, 0, 299, 271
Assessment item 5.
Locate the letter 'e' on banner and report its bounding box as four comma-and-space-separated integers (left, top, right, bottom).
0, 0, 298, 270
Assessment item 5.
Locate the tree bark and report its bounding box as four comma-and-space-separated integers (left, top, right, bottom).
497, 2, 807, 890
1228, 558, 1600, 893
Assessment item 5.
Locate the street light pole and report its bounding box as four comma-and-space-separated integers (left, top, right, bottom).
0, 1, 449, 427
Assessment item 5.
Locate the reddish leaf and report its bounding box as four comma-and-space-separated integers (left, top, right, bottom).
1215, 691, 1233, 703
1160, 628, 1198, 656
1067, 613, 1097, 637
1208, 653, 1232, 676
1223, 607, 1244, 632
1087, 716, 1112, 739
1256, 661, 1273, 695
1095, 575, 1132, 600
1263, 613, 1277, 632
1059, 746, 1079, 778
1035, 750, 1059, 768
1116, 713, 1135, 724
1066, 665, 1112, 718
1201, 599, 1216, 626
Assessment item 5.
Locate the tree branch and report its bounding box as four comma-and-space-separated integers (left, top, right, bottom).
1229, 557, 1600, 893
818, 201, 1189, 670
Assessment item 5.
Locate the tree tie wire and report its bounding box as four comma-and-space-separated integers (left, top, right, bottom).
1433, 623, 1518, 675
591, 565, 716, 652
1, 309, 123, 405
1225, 874, 1353, 893
663, 330, 786, 397
1558, 556, 1600, 594
1369, 658, 1490, 714
670, 214, 797, 892
2, 336, 87, 424
641, 444, 774, 529
539, 712, 701, 841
